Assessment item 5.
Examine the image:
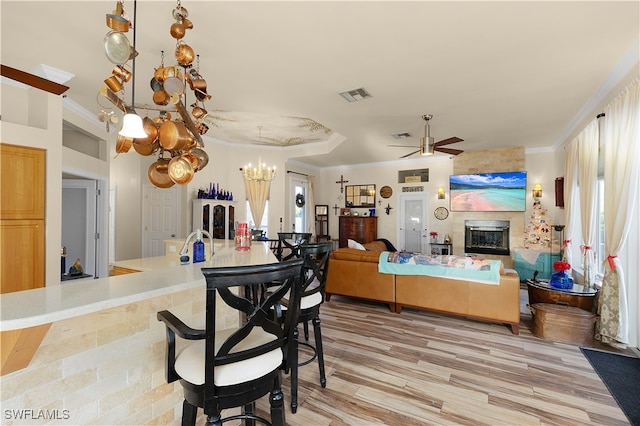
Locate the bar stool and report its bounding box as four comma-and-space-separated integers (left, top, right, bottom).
157, 259, 304, 426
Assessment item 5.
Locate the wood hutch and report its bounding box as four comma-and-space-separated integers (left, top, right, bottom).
338, 216, 377, 248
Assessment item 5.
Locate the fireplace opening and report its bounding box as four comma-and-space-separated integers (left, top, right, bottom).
464, 220, 510, 256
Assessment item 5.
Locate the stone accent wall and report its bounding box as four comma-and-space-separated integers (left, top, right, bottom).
0, 287, 238, 425
451, 147, 526, 268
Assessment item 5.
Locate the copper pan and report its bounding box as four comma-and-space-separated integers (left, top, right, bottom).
153, 90, 170, 106
190, 147, 209, 170
115, 134, 133, 153
148, 159, 175, 188
159, 120, 192, 151
175, 42, 194, 67
106, 14, 129, 32
135, 117, 158, 146
133, 139, 159, 156
168, 155, 194, 185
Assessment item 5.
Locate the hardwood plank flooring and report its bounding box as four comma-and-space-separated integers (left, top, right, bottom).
205, 291, 634, 425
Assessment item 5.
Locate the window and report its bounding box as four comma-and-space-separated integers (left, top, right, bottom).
246, 200, 268, 237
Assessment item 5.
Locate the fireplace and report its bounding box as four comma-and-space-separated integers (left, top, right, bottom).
464, 220, 510, 256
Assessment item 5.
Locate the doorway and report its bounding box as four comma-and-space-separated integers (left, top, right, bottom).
62, 179, 98, 278
290, 177, 309, 234
142, 184, 180, 257
397, 193, 429, 253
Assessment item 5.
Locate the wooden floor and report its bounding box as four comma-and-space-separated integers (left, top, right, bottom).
215, 292, 633, 425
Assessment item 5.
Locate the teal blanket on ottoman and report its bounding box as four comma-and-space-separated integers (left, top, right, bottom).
378, 252, 501, 284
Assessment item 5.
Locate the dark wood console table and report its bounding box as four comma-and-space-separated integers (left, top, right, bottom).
526, 279, 599, 312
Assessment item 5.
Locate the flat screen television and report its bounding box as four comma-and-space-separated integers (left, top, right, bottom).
449, 171, 527, 212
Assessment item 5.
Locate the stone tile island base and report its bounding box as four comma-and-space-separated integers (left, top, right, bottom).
0, 286, 238, 425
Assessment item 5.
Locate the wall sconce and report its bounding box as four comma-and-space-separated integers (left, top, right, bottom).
437, 187, 446, 200
532, 183, 542, 201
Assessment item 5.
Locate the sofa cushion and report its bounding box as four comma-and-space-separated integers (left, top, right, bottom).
330, 248, 381, 263
347, 239, 366, 250
362, 240, 388, 252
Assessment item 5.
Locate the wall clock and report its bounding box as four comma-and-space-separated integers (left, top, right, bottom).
380, 185, 393, 199
434, 206, 449, 220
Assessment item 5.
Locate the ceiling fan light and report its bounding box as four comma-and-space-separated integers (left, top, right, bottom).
420, 136, 434, 156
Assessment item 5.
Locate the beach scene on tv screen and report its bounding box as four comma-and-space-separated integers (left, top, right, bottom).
450, 171, 526, 212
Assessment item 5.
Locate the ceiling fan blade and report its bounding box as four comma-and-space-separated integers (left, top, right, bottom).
400, 150, 419, 159
388, 144, 419, 148
434, 137, 463, 147
435, 147, 464, 155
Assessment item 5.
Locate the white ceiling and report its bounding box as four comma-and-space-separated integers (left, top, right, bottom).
2, 1, 639, 168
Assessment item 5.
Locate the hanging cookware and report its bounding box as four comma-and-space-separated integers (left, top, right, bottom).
153, 90, 170, 106
104, 75, 123, 92
182, 150, 201, 171
191, 104, 207, 119
135, 117, 159, 146
148, 159, 175, 188
105, 14, 129, 32
175, 42, 195, 67
172, 5, 189, 20
168, 155, 194, 185
133, 139, 159, 156
197, 122, 209, 135
170, 22, 186, 39
112, 65, 132, 83
104, 31, 131, 65
163, 76, 184, 97
190, 147, 209, 170
150, 77, 163, 92
115, 134, 133, 153
159, 120, 192, 151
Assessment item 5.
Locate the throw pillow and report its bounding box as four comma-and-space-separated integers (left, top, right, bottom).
347, 239, 366, 250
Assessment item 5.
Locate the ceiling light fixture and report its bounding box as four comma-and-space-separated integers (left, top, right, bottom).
117, 0, 146, 138
243, 127, 276, 182
420, 114, 435, 156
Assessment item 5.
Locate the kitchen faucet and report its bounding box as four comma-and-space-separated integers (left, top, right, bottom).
179, 229, 214, 264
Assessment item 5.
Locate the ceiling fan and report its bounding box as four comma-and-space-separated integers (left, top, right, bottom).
389, 114, 464, 158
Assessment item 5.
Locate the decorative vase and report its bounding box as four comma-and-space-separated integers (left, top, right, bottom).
549, 270, 574, 290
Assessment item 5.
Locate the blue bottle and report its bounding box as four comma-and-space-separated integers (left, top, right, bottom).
193, 229, 205, 263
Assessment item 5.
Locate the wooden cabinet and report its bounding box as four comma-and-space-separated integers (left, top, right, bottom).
192, 199, 236, 240
1, 144, 46, 294
339, 216, 377, 248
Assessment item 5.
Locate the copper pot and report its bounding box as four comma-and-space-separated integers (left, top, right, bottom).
191, 105, 207, 119
135, 117, 158, 146
153, 90, 170, 106
112, 65, 132, 83
168, 155, 194, 184
182, 150, 201, 171
175, 42, 194, 67
159, 121, 192, 151
133, 139, 159, 156
170, 22, 186, 39
148, 159, 175, 188
115, 134, 133, 153
106, 14, 129, 32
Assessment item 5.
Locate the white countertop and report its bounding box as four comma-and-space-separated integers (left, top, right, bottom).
0, 241, 276, 331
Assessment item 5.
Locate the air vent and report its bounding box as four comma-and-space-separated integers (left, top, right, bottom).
392, 132, 411, 139
338, 87, 373, 102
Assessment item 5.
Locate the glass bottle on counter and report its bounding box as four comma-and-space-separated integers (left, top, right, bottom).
193, 229, 205, 263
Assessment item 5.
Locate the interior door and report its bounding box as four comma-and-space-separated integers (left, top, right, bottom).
142, 185, 179, 257
62, 179, 97, 277
397, 193, 429, 253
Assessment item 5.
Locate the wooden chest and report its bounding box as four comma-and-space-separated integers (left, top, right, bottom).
529, 303, 597, 346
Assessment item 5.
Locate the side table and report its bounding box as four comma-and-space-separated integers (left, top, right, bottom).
526, 279, 599, 312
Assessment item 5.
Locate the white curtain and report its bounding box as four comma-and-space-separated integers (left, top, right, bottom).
576, 120, 600, 286
564, 140, 579, 269
243, 177, 271, 231
598, 76, 640, 346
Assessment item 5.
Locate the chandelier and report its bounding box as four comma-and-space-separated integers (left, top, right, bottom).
242, 158, 276, 182
100, 0, 212, 188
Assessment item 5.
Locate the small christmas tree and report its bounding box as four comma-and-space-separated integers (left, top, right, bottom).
523, 202, 551, 248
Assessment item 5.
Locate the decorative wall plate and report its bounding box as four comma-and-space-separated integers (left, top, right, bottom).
380, 185, 393, 198
434, 206, 449, 220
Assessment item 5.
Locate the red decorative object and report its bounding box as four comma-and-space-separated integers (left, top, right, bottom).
553, 260, 571, 272
429, 231, 438, 237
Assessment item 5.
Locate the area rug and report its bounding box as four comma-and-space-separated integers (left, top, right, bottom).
581, 347, 640, 425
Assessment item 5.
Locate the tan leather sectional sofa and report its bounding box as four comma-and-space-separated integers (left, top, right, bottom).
326, 242, 521, 335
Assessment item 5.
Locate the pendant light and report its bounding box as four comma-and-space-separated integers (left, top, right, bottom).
119, 0, 147, 139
